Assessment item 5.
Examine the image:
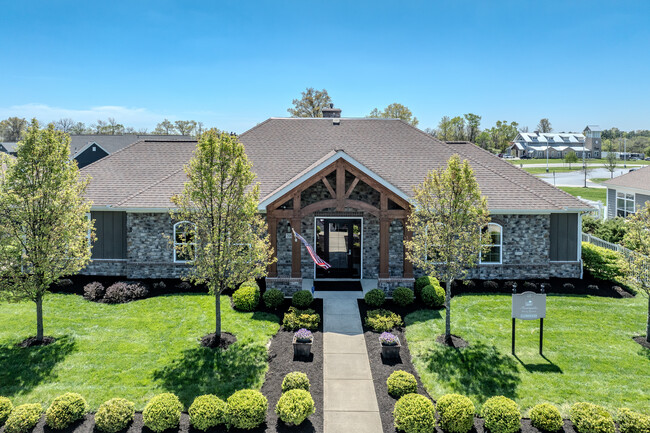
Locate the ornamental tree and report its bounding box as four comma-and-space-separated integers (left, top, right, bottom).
0, 120, 93, 343
623, 202, 650, 343
171, 129, 274, 347
404, 154, 490, 344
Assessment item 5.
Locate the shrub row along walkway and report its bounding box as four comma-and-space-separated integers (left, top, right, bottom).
321, 291, 382, 433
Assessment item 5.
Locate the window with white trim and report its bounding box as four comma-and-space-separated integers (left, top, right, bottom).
480, 223, 502, 264
616, 192, 635, 217
174, 221, 196, 262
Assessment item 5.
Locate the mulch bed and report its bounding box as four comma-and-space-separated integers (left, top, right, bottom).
633, 336, 650, 350
435, 334, 469, 348
18, 336, 56, 347
200, 332, 237, 349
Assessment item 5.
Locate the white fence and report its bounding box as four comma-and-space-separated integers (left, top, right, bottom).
581, 232, 632, 254
582, 232, 649, 286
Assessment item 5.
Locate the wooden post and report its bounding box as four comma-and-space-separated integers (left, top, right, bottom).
512, 318, 516, 355
336, 162, 345, 211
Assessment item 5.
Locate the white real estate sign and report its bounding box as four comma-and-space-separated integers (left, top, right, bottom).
512, 291, 546, 320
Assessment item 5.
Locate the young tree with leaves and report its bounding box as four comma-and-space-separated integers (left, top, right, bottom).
287, 88, 332, 118
564, 151, 578, 169
171, 129, 274, 347
404, 155, 490, 344
604, 140, 618, 178
0, 117, 27, 141
464, 113, 481, 143
623, 202, 650, 343
537, 118, 552, 133
0, 120, 93, 344
368, 103, 418, 126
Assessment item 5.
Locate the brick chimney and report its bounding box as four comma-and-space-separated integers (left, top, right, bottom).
322, 103, 341, 118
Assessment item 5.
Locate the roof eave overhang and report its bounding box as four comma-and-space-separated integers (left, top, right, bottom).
601, 183, 650, 195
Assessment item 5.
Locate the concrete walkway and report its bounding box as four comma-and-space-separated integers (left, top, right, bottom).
320, 290, 382, 433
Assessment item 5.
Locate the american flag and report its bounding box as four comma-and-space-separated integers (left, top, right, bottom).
292, 228, 332, 269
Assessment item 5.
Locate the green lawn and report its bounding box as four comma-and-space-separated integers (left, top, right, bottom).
406, 294, 650, 417
522, 166, 605, 175
558, 186, 606, 204
0, 294, 279, 409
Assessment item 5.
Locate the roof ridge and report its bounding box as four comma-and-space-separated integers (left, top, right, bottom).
239, 118, 274, 138
80, 139, 148, 171
117, 166, 186, 207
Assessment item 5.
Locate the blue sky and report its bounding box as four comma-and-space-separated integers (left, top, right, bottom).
2, 1, 649, 133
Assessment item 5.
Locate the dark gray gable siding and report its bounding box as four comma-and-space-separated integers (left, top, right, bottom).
550, 213, 578, 261
76, 145, 109, 168
91, 211, 127, 259
635, 193, 650, 212
607, 188, 616, 219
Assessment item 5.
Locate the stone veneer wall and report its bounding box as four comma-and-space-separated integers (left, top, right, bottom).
389, 220, 404, 277
276, 219, 293, 277
265, 277, 302, 295
80, 260, 127, 276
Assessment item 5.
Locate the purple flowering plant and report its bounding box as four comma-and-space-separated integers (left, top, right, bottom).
379, 332, 399, 346
294, 328, 313, 343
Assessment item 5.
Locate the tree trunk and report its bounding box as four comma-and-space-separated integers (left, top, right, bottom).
36, 295, 44, 342
445, 279, 452, 344
646, 296, 650, 343
215, 292, 222, 344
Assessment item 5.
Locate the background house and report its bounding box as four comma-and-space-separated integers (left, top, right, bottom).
509, 126, 602, 159
603, 165, 650, 218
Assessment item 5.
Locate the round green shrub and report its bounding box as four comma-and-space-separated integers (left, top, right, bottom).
275, 389, 315, 426
421, 282, 445, 308
414, 276, 438, 298
436, 394, 475, 433
142, 393, 183, 433
292, 290, 313, 308
393, 393, 436, 433
481, 396, 521, 433
365, 309, 403, 332
94, 398, 135, 433
188, 395, 226, 431
617, 408, 650, 433
364, 289, 386, 307
387, 371, 417, 399
282, 307, 320, 331
241, 280, 259, 290
226, 389, 268, 430
263, 289, 285, 309
530, 403, 563, 432
232, 285, 260, 311
45, 392, 89, 429
570, 403, 615, 433
4, 404, 42, 433
392, 287, 414, 307
0, 397, 13, 426
282, 372, 310, 393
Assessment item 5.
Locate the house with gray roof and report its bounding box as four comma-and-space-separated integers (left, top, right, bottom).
509, 126, 602, 159
80, 108, 592, 293
0, 142, 18, 156
603, 165, 650, 219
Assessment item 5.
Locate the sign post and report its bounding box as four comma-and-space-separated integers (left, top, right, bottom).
511, 285, 546, 355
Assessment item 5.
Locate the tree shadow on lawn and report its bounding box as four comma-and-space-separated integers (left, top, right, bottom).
153, 340, 270, 407
423, 341, 521, 403
404, 308, 442, 327
0, 335, 76, 397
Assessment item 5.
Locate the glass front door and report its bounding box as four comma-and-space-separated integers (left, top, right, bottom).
315, 218, 362, 279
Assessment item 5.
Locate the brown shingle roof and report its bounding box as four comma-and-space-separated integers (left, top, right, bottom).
602, 166, 650, 192
82, 118, 591, 212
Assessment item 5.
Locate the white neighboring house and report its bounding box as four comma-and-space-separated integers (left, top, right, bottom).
603, 165, 650, 219
509, 125, 602, 159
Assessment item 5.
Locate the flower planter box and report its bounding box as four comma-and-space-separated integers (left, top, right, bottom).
380, 336, 401, 359
293, 336, 313, 358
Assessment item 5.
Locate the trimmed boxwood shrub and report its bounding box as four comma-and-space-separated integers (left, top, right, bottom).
392, 287, 415, 307
4, 404, 42, 433
232, 285, 260, 311
421, 283, 445, 308
282, 372, 310, 393
386, 371, 417, 399
523, 281, 537, 291
292, 290, 313, 308
483, 280, 499, 290
436, 393, 475, 433
393, 393, 436, 433
188, 395, 226, 431
240, 280, 259, 290
414, 276, 437, 298
282, 307, 320, 330
275, 389, 314, 426
481, 396, 521, 433
83, 282, 105, 301
226, 390, 268, 430
0, 397, 13, 426
263, 289, 284, 310
617, 408, 650, 433
365, 309, 403, 332
364, 289, 386, 307
570, 403, 615, 433
582, 242, 625, 281
530, 403, 563, 432
142, 393, 183, 433
45, 392, 88, 429
104, 282, 148, 304
94, 398, 135, 433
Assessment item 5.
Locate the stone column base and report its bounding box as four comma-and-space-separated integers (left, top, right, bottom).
266, 277, 303, 296
378, 277, 415, 296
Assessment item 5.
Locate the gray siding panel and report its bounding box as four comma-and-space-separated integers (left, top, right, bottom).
91, 211, 126, 259
636, 193, 650, 212
550, 213, 578, 261
607, 188, 616, 219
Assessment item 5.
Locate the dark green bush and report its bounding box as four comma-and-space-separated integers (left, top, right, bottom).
364, 289, 386, 307
94, 398, 135, 433
83, 282, 105, 301
570, 403, 615, 433
0, 397, 13, 426
282, 372, 310, 393
103, 282, 148, 304
275, 389, 314, 426
142, 393, 183, 433
523, 282, 537, 291
530, 403, 563, 432
414, 276, 438, 298
582, 243, 625, 281
4, 404, 42, 433
45, 392, 88, 429
262, 289, 284, 309
365, 309, 403, 332
436, 393, 475, 433
292, 290, 313, 308
393, 393, 436, 433
421, 282, 445, 308
232, 285, 260, 311
226, 390, 268, 430
483, 280, 499, 290
282, 307, 320, 330
481, 396, 521, 433
386, 371, 417, 399
392, 287, 414, 307
617, 408, 650, 433
188, 395, 226, 431
582, 215, 628, 244
240, 280, 259, 290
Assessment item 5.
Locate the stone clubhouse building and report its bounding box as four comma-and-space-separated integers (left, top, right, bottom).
80, 107, 592, 293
